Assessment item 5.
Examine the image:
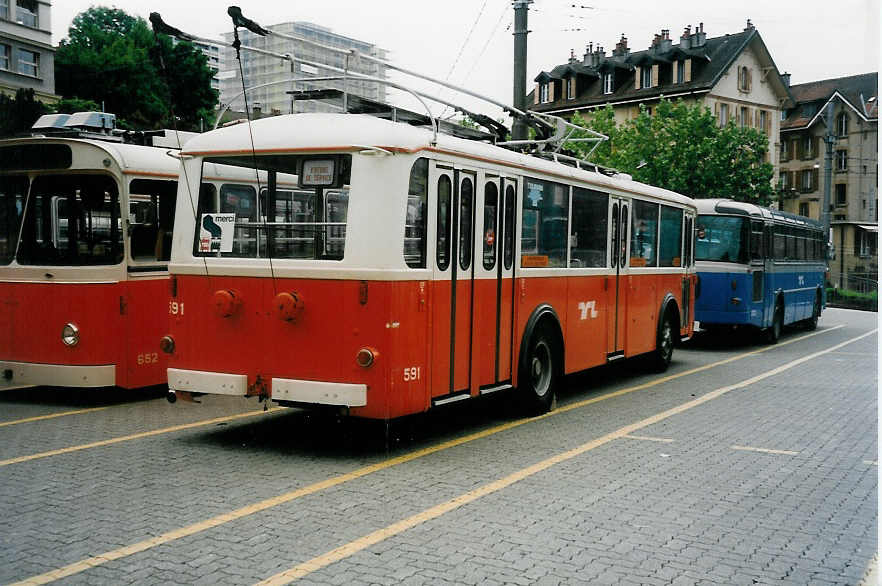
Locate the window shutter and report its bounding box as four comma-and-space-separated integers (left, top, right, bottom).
549, 80, 556, 101
789, 171, 795, 190
684, 59, 691, 82
635, 67, 641, 90
812, 168, 819, 191
651, 64, 659, 87
813, 136, 821, 159
796, 138, 803, 160
534, 83, 539, 105
765, 111, 771, 134
747, 68, 752, 91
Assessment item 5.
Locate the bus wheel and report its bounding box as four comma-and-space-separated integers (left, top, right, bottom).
519, 326, 558, 415
805, 292, 821, 331
765, 302, 784, 344
648, 313, 675, 372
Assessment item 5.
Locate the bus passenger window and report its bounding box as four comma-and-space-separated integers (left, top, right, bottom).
483, 182, 498, 270
404, 158, 428, 268
128, 178, 177, 263
0, 175, 27, 265
773, 227, 786, 260
521, 178, 568, 268
220, 184, 257, 257
503, 184, 515, 270
750, 221, 764, 260
658, 206, 683, 267
459, 176, 474, 270
630, 200, 658, 267
569, 187, 607, 267
436, 175, 452, 270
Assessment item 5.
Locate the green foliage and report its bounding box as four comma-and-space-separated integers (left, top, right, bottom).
54, 7, 217, 131
53, 97, 101, 114
0, 89, 50, 137
567, 99, 774, 203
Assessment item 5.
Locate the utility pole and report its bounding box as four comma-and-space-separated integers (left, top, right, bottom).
821, 100, 835, 241
511, 0, 532, 141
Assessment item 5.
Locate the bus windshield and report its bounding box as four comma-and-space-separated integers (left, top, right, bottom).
2, 174, 123, 266
695, 215, 749, 264
195, 154, 351, 260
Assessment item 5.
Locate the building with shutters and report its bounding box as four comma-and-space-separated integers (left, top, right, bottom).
779, 72, 878, 291
529, 21, 793, 194
0, 0, 57, 103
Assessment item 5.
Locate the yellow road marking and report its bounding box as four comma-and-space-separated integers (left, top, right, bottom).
731, 445, 799, 456
0, 409, 282, 468
0, 384, 37, 392
623, 435, 674, 443
256, 328, 877, 586
0, 407, 109, 428
9, 324, 851, 585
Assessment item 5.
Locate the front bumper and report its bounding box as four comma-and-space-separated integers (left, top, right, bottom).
0, 361, 116, 388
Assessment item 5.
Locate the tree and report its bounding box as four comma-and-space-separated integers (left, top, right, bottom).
55, 7, 217, 131
53, 97, 101, 114
0, 89, 49, 137
568, 99, 774, 204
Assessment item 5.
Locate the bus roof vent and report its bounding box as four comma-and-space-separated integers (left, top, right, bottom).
32, 113, 71, 130
63, 112, 117, 133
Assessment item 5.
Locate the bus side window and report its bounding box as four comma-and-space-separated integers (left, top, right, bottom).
482, 181, 498, 270
570, 187, 607, 268
436, 175, 452, 271
503, 184, 515, 270
404, 157, 428, 268
459, 176, 474, 271
220, 184, 257, 257
128, 179, 177, 263
630, 200, 658, 267
521, 178, 568, 267
658, 205, 683, 267
750, 221, 763, 260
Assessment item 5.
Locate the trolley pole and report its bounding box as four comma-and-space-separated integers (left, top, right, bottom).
511, 0, 532, 141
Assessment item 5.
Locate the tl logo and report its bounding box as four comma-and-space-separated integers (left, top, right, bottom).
578, 300, 599, 320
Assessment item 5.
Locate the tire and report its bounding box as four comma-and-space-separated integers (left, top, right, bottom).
648, 312, 675, 372
519, 325, 558, 415
804, 292, 821, 331
765, 302, 783, 344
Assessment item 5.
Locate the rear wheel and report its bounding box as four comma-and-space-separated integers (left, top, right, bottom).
648, 312, 675, 372
804, 292, 821, 331
519, 325, 558, 415
765, 302, 784, 344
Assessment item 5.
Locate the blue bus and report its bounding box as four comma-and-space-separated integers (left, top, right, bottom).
694, 199, 826, 343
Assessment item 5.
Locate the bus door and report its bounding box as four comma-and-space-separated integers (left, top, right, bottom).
471, 175, 517, 392
607, 197, 630, 358
748, 219, 765, 325
430, 163, 477, 400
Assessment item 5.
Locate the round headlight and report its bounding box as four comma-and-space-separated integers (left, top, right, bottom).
61, 323, 80, 347
356, 347, 375, 368
159, 335, 175, 354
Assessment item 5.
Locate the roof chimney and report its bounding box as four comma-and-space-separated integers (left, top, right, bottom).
659, 29, 672, 52
744, 18, 755, 31
681, 25, 692, 48
583, 42, 593, 66
569, 48, 577, 64
781, 72, 791, 87
612, 33, 629, 58
695, 22, 706, 47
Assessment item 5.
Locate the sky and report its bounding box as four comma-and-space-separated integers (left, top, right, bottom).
51, 0, 880, 119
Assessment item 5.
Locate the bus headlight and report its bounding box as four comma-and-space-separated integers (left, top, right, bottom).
61, 323, 80, 347
159, 335, 175, 354
356, 347, 377, 368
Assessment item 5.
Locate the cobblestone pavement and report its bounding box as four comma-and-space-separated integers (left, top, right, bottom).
0, 308, 875, 585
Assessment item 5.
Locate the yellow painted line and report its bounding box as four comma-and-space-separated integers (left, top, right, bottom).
9, 324, 851, 585
731, 445, 799, 456
0, 384, 37, 392
623, 434, 674, 443
257, 328, 877, 586
0, 407, 110, 428
0, 408, 282, 468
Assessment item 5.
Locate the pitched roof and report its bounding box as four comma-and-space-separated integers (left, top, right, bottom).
781, 72, 878, 130
531, 27, 792, 113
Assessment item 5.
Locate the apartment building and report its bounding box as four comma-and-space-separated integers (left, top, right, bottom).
0, 0, 56, 103
220, 21, 387, 116
529, 21, 793, 192
780, 72, 878, 290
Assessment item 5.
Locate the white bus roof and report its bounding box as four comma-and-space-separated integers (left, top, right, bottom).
182, 113, 696, 209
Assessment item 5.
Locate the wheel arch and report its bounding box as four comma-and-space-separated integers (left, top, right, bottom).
657, 293, 680, 336
516, 304, 564, 386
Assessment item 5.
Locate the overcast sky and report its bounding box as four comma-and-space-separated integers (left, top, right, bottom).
51, 0, 880, 118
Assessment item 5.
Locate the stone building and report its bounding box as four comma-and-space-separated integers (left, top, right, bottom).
0, 0, 57, 103
529, 21, 793, 190
779, 72, 878, 291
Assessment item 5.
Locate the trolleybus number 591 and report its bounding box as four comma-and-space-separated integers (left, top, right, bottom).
403, 367, 421, 381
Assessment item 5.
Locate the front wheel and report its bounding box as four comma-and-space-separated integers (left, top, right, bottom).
804, 293, 821, 331
519, 326, 559, 415
648, 313, 675, 372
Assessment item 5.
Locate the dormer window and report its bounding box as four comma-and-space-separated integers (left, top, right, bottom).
539, 82, 550, 103
641, 67, 651, 89
837, 112, 849, 137
676, 61, 685, 84
738, 66, 751, 92
566, 78, 575, 100
603, 73, 614, 94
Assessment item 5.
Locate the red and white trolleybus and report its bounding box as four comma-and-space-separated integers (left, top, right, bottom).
164, 111, 697, 419
0, 114, 193, 390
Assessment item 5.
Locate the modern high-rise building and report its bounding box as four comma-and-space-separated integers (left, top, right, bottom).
189, 39, 224, 94
220, 21, 387, 116
0, 0, 57, 103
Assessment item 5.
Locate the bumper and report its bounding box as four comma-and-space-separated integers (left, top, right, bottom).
0, 361, 116, 388
167, 368, 367, 407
